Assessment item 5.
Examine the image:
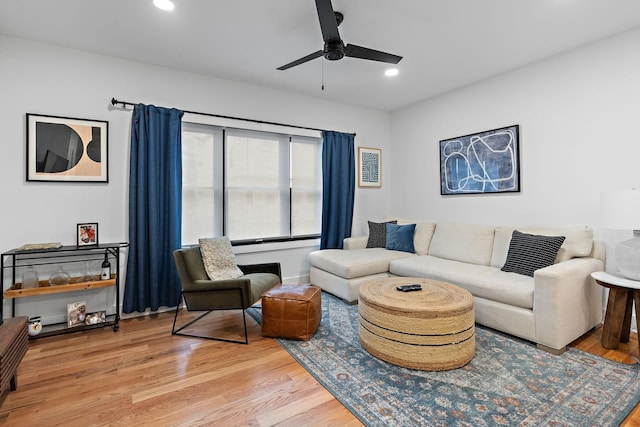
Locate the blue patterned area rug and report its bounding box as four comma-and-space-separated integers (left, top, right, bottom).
247, 292, 640, 426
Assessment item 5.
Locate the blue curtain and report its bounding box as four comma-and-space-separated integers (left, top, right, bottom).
320, 130, 355, 249
123, 104, 184, 313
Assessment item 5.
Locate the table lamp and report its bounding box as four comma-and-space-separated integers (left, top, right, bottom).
601, 188, 640, 280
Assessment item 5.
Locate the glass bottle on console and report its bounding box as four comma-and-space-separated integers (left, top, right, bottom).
101, 251, 111, 280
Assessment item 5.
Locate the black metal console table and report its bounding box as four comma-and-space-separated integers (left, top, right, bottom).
1, 242, 128, 338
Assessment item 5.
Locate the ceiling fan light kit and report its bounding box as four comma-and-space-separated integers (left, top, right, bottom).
277, 0, 402, 71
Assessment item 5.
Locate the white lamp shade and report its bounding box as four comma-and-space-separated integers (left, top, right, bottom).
601, 188, 640, 279
600, 189, 640, 230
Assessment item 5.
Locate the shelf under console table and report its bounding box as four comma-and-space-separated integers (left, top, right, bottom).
1, 243, 129, 339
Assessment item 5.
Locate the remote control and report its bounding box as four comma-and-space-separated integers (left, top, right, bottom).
396, 284, 422, 292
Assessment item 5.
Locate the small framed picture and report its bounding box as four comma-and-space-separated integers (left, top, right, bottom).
67, 301, 87, 327
77, 223, 98, 247
85, 311, 106, 325
358, 147, 382, 187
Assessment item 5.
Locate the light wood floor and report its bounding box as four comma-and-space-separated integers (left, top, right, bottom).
0, 309, 638, 426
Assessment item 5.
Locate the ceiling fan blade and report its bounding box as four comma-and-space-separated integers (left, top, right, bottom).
345, 44, 402, 64
277, 50, 324, 70
315, 0, 341, 42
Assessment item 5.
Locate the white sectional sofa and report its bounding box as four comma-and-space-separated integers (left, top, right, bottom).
308, 217, 605, 353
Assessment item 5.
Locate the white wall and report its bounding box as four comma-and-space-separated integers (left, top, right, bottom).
389, 27, 640, 240
0, 35, 392, 320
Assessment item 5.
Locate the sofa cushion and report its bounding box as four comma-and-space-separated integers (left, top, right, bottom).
501, 231, 565, 277
383, 215, 435, 255
389, 255, 534, 309
308, 248, 415, 279
385, 223, 416, 253
428, 222, 496, 266
366, 220, 397, 248
490, 225, 593, 268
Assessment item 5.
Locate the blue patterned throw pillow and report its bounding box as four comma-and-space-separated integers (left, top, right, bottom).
501, 230, 565, 277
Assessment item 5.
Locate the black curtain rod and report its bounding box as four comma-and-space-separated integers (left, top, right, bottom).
110, 98, 355, 137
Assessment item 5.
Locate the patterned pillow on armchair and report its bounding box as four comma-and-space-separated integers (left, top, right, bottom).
199, 236, 244, 280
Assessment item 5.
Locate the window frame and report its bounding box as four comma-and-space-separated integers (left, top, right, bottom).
181, 122, 322, 246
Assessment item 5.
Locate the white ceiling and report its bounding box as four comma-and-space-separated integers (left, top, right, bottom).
1, 0, 640, 111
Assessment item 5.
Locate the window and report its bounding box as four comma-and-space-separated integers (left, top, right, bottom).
181, 123, 223, 245
181, 123, 322, 245
290, 136, 323, 236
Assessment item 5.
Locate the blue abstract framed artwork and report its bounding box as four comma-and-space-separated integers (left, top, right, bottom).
358, 146, 381, 187
439, 125, 520, 195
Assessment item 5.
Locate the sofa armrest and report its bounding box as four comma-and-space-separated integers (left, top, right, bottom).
533, 257, 604, 350
344, 236, 368, 250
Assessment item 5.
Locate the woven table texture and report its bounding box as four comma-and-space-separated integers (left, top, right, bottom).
359, 277, 475, 370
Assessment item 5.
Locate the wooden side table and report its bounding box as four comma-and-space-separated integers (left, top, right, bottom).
591, 271, 640, 352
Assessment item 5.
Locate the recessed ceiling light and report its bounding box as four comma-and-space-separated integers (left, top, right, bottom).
385, 68, 399, 77
154, 0, 175, 11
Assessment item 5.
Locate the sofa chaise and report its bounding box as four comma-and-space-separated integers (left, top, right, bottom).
308, 217, 605, 353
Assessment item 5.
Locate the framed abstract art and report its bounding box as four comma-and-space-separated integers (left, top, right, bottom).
439, 125, 520, 195
26, 114, 109, 182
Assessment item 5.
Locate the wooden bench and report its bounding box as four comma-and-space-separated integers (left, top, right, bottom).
0, 316, 29, 400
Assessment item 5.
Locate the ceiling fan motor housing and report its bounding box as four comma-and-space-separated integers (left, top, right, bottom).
324, 40, 345, 61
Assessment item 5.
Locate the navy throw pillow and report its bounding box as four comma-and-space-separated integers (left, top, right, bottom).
385, 223, 416, 253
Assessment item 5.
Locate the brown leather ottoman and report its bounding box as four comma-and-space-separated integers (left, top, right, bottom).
261, 284, 322, 340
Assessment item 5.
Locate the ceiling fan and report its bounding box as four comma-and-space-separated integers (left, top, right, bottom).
277, 0, 402, 71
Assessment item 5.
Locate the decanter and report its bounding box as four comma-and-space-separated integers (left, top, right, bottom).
49, 266, 71, 286
80, 261, 95, 282
22, 265, 39, 289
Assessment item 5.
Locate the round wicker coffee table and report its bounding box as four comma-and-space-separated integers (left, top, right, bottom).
358, 277, 475, 371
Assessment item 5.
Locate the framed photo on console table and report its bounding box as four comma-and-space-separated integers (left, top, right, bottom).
26, 114, 109, 183
439, 124, 520, 195
358, 147, 382, 187
77, 222, 98, 247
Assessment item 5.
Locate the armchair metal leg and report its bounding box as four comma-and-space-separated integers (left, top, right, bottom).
171, 293, 249, 344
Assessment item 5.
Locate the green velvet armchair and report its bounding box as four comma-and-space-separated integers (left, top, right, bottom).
172, 246, 281, 344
